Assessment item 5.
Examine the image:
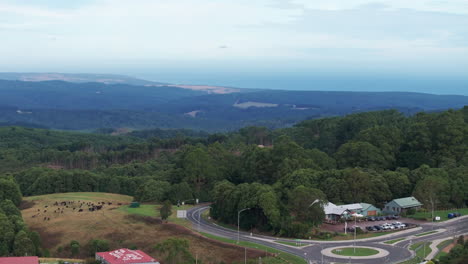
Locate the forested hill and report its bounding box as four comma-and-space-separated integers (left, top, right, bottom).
1, 79, 468, 131
0, 107, 466, 239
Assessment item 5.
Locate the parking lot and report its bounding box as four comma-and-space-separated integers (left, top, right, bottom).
322, 216, 425, 233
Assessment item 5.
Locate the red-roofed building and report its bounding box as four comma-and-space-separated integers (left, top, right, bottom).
0, 256, 39, 264
96, 248, 160, 264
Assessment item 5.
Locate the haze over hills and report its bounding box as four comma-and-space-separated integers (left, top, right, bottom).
0, 75, 467, 132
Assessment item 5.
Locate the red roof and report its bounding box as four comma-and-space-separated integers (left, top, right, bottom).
96, 248, 158, 264
0, 257, 39, 264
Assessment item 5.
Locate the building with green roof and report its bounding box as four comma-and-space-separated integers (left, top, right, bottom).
358, 203, 381, 216
383, 196, 422, 215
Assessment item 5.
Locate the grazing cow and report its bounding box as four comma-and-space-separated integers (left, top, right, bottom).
44, 210, 47, 213
118, 203, 122, 205
78, 209, 83, 212
45, 205, 48, 208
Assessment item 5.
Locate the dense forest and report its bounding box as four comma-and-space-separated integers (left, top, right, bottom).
1, 79, 468, 131
0, 107, 466, 246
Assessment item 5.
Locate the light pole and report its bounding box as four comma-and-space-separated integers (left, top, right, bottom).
244, 247, 247, 264
353, 215, 357, 255
321, 244, 324, 264
238, 208, 251, 244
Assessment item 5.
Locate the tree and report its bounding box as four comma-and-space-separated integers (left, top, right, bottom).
154, 238, 195, 264
13, 230, 36, 256
287, 186, 325, 226
382, 170, 411, 199
70, 240, 80, 257
0, 199, 21, 218
335, 141, 386, 169
413, 175, 450, 219
181, 147, 216, 192
160, 200, 172, 221
0, 179, 22, 206
0, 212, 15, 254
166, 182, 193, 204
134, 180, 170, 202
87, 239, 109, 256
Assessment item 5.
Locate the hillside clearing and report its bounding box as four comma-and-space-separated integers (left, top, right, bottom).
22, 192, 265, 264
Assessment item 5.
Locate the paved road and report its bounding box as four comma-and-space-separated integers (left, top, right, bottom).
186, 206, 468, 264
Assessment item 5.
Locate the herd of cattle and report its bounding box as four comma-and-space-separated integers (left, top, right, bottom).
30, 200, 125, 221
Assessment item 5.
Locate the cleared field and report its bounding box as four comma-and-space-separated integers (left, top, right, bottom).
22, 192, 265, 264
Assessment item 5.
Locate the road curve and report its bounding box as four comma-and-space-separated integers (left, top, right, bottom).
186, 206, 468, 264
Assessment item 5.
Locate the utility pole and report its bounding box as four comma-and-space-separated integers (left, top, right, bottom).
238, 208, 251, 244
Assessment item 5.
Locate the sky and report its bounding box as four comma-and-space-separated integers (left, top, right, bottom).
1, 0, 468, 93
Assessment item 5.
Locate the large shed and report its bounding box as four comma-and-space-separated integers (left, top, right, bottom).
383, 197, 422, 215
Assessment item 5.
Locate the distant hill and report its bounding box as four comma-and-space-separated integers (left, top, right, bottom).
0, 72, 245, 94
0, 72, 167, 86
0, 79, 466, 132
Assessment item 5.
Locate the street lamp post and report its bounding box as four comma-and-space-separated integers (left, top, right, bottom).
353, 216, 357, 254
238, 208, 251, 244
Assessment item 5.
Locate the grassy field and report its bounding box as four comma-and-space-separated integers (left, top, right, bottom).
384, 237, 406, 244
22, 192, 266, 264
201, 232, 307, 264
331, 247, 379, 256
399, 242, 432, 264
407, 208, 468, 221
415, 231, 438, 237
118, 203, 195, 227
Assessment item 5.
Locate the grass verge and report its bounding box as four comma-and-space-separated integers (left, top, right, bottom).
399, 242, 432, 264
415, 231, 438, 237
384, 238, 406, 244
201, 232, 307, 264
331, 247, 379, 256
434, 239, 453, 260
275, 241, 304, 247
407, 208, 468, 221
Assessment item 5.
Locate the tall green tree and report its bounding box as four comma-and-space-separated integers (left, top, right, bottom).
160, 200, 172, 221
13, 230, 36, 256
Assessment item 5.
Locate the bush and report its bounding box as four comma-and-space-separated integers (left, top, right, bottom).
406, 208, 416, 216
87, 239, 110, 256
70, 240, 80, 256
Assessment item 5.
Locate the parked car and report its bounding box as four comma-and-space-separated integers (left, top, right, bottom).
368, 216, 376, 221
374, 225, 382, 231
392, 222, 405, 229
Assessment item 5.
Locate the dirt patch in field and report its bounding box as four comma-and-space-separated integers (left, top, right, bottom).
20, 200, 36, 210
22, 192, 266, 264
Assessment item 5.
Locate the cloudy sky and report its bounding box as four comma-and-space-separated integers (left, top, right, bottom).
1, 0, 468, 87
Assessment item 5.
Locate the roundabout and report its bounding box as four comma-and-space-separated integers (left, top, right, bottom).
322, 246, 389, 259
